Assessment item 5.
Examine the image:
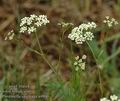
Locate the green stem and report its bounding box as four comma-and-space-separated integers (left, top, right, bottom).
56, 28, 66, 70
86, 41, 98, 64
34, 32, 62, 81
86, 41, 103, 96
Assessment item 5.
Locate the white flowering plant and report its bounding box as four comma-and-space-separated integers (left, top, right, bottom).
3, 14, 120, 101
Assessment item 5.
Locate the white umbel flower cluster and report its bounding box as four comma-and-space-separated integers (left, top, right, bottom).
73, 55, 87, 71
100, 94, 120, 101
19, 14, 49, 34
103, 16, 118, 27
68, 22, 97, 44
5, 30, 15, 40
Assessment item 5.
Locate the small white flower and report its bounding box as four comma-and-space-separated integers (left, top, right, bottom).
106, 16, 110, 19
78, 59, 82, 63
100, 98, 110, 101
118, 99, 120, 101
80, 62, 85, 70
68, 22, 97, 44
74, 62, 78, 65
74, 55, 87, 71
35, 21, 42, 27
19, 14, 49, 34
20, 17, 29, 26
84, 32, 94, 41
98, 64, 103, 69
103, 16, 118, 27
75, 66, 79, 71
28, 26, 36, 34
100, 95, 119, 101
5, 30, 15, 40
110, 95, 118, 101
82, 55, 87, 59
30, 14, 37, 19
75, 56, 79, 60
20, 26, 27, 33
26, 17, 33, 25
